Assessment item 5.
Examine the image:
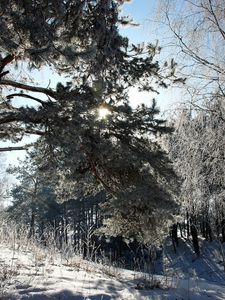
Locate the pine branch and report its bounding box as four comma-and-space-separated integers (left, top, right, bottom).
0, 114, 18, 124
90, 160, 116, 195
6, 93, 51, 106
0, 54, 15, 74
0, 79, 56, 98
0, 144, 34, 152
24, 129, 45, 136
0, 71, 9, 79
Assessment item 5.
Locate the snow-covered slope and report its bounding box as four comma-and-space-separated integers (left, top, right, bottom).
1, 238, 225, 299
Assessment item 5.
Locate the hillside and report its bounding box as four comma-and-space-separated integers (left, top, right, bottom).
1, 237, 225, 299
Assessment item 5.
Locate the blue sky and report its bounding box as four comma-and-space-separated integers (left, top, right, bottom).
120, 0, 156, 43
120, 0, 179, 112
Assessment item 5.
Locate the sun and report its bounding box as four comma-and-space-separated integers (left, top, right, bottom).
97, 106, 111, 119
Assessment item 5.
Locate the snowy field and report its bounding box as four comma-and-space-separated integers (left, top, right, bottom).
1, 237, 225, 299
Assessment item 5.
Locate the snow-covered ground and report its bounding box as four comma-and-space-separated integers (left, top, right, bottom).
1, 237, 225, 299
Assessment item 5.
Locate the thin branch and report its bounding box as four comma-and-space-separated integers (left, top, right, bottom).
0, 110, 47, 125
208, 0, 225, 40
165, 13, 225, 76
6, 93, 51, 106
0, 71, 9, 79
0, 54, 15, 74
0, 79, 56, 98
0, 114, 18, 124
0, 144, 34, 152
188, 100, 225, 123
25, 45, 51, 55
24, 129, 45, 136
90, 160, 116, 195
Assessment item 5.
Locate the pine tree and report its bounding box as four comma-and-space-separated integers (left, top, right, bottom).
0, 0, 179, 240
7, 156, 59, 239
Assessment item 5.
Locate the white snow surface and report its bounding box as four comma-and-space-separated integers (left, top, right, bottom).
1, 237, 225, 299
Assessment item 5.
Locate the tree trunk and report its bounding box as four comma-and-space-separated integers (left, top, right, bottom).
171, 223, 178, 253
221, 219, 225, 243
201, 220, 206, 238
190, 224, 200, 257
206, 221, 212, 242
28, 210, 35, 239
186, 211, 190, 238
215, 218, 220, 239
178, 222, 183, 238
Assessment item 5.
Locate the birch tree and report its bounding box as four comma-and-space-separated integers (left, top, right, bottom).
167, 98, 225, 241
155, 0, 225, 110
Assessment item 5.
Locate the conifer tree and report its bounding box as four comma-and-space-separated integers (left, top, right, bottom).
0, 0, 178, 240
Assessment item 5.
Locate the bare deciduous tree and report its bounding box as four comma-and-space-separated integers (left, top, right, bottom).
155, 0, 225, 111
